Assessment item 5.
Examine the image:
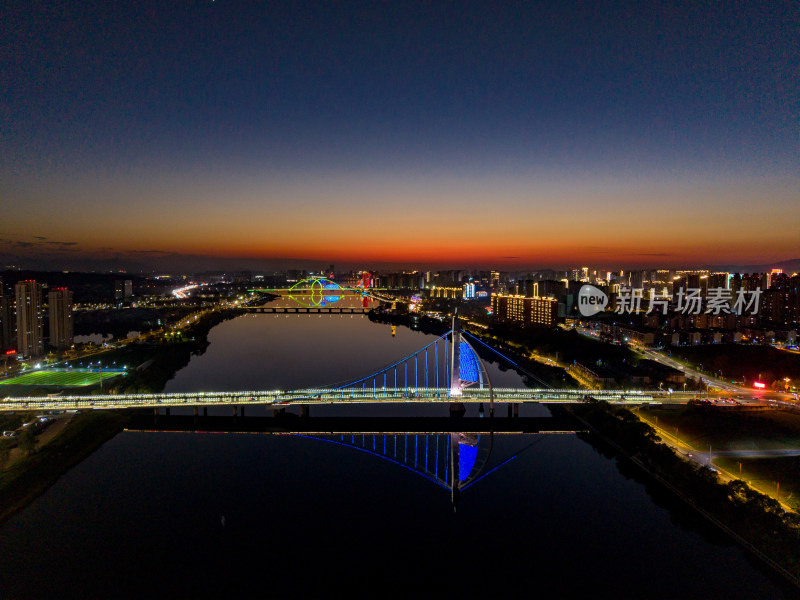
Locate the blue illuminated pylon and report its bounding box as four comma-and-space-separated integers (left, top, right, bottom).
449, 314, 462, 397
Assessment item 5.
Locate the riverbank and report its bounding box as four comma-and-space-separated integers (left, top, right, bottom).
71, 308, 241, 394
0, 410, 133, 526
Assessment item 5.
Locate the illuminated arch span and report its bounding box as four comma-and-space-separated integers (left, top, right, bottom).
288, 277, 342, 292
287, 277, 344, 307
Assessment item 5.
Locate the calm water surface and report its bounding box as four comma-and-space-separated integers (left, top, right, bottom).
0, 315, 793, 598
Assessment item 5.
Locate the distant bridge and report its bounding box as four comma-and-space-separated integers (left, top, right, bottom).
253, 276, 392, 304
243, 306, 370, 315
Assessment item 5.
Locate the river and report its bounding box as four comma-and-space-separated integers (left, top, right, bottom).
0, 314, 793, 598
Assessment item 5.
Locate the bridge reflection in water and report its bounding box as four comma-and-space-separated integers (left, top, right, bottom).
303, 432, 490, 508
126, 413, 582, 508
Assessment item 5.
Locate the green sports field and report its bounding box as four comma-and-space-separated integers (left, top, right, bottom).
0, 369, 124, 387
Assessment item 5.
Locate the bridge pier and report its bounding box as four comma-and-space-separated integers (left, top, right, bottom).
449, 402, 466, 418
301, 405, 309, 418
240, 406, 245, 417
513, 403, 519, 419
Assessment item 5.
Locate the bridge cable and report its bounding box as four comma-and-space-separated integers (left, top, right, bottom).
462, 331, 551, 389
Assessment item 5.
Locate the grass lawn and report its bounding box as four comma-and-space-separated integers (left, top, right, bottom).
638, 406, 800, 452
0, 369, 124, 387
714, 455, 800, 511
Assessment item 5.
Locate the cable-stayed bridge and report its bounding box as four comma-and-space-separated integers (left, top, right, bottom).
1, 316, 687, 412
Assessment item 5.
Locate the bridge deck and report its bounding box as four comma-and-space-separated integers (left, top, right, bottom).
0, 387, 693, 412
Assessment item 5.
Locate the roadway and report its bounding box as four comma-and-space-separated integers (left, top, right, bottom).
636, 344, 799, 404
636, 345, 744, 393
0, 387, 674, 412
574, 325, 798, 401
638, 412, 797, 512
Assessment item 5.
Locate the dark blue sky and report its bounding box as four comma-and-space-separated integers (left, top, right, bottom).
2, 1, 798, 270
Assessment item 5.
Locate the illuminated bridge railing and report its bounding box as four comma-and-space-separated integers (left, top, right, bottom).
0, 388, 660, 411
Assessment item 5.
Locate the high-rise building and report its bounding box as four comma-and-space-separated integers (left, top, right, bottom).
0, 295, 14, 353
115, 279, 133, 301
532, 280, 566, 300
15, 280, 44, 357
628, 270, 645, 288
49, 288, 74, 349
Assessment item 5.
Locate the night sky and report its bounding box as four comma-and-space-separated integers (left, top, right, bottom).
2, 1, 798, 271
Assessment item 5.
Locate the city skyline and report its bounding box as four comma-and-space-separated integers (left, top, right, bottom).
2, 2, 798, 271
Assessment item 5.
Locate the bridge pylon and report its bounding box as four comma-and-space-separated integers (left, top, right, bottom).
449, 313, 462, 397
449, 313, 466, 417
448, 312, 494, 417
